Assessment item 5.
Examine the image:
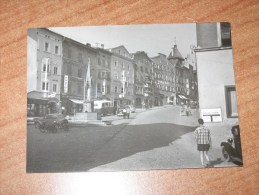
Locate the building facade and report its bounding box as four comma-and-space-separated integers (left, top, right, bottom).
152, 53, 175, 106
95, 46, 112, 100
27, 28, 63, 117
61, 38, 98, 115
133, 51, 153, 108
195, 22, 237, 125
110, 45, 135, 108
167, 44, 189, 105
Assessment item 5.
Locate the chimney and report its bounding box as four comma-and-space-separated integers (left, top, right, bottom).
101, 44, 104, 49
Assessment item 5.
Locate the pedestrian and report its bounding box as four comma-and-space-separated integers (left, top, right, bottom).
126, 105, 130, 119
186, 105, 191, 116
194, 118, 212, 167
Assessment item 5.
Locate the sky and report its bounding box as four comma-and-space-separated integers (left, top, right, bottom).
49, 23, 197, 58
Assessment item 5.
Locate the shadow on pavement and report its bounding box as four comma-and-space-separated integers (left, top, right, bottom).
27, 123, 195, 172
208, 158, 224, 167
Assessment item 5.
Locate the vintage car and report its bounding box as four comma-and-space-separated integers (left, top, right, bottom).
117, 106, 130, 118
189, 101, 198, 109
34, 114, 69, 133
117, 107, 125, 117
94, 100, 114, 116
128, 105, 136, 113
220, 125, 243, 165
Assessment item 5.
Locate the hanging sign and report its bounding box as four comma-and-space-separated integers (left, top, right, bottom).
64, 75, 68, 93
200, 108, 222, 123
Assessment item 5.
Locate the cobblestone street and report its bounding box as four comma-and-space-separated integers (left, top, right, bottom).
27, 106, 236, 172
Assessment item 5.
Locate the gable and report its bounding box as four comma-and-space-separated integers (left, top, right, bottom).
111, 45, 131, 58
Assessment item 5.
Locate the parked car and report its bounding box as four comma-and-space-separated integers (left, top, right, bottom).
94, 100, 114, 116
117, 107, 125, 117
34, 114, 69, 133
190, 101, 198, 109
220, 125, 243, 165
117, 106, 130, 118
128, 105, 136, 113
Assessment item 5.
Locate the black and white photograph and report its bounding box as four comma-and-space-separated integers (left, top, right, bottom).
27, 23, 243, 173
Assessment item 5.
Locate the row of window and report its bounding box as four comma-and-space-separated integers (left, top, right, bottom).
42, 82, 58, 92
139, 66, 150, 74
38, 39, 60, 55
98, 71, 111, 80
154, 73, 174, 82
116, 49, 130, 58
114, 86, 131, 95
153, 62, 173, 72
114, 60, 132, 71
113, 72, 133, 82
156, 84, 175, 92
42, 58, 59, 75
98, 57, 110, 68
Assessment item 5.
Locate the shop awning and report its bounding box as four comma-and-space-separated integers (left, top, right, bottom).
69, 99, 84, 104
27, 98, 48, 105
177, 95, 189, 100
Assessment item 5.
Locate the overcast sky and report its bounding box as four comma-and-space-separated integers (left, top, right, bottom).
49, 23, 197, 58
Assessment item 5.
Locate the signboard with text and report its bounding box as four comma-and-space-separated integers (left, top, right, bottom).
200, 108, 222, 123
64, 75, 68, 93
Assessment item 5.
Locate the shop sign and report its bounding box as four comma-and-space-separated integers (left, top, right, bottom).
200, 108, 222, 123
64, 75, 68, 93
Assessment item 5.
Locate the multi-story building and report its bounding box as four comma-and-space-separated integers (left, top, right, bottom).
109, 45, 135, 108
182, 55, 198, 102
167, 44, 187, 105
27, 28, 63, 117
95, 45, 112, 100
133, 51, 153, 108
151, 53, 175, 106
195, 22, 237, 125
61, 38, 98, 115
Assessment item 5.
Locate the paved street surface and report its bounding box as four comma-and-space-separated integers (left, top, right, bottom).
27, 106, 237, 173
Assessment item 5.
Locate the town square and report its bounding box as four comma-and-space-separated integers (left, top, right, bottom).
27, 23, 242, 172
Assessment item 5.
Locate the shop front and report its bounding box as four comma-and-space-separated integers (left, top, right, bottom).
176, 93, 189, 105
27, 91, 60, 117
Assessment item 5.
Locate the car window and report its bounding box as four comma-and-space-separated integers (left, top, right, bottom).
46, 115, 57, 119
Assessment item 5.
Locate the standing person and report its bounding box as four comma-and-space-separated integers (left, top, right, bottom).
194, 118, 212, 167
126, 105, 130, 119
186, 105, 191, 116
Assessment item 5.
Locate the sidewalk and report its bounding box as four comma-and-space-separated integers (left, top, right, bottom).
63, 105, 168, 126
89, 107, 237, 171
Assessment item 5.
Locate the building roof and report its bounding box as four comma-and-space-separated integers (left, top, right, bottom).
167, 45, 184, 60
133, 51, 153, 63
110, 45, 130, 54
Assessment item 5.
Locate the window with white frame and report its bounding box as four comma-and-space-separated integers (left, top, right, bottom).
225, 86, 238, 118
42, 58, 50, 72
53, 83, 57, 92
42, 82, 49, 91
53, 67, 58, 75
55, 45, 60, 55
44, 41, 50, 52
114, 72, 118, 79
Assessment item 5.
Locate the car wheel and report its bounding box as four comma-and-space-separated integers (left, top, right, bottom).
62, 121, 69, 131
39, 127, 46, 133
35, 122, 40, 129
52, 126, 58, 133
222, 146, 231, 162
53, 124, 60, 133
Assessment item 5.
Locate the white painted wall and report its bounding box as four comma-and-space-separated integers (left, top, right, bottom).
27, 30, 38, 93
196, 49, 238, 125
